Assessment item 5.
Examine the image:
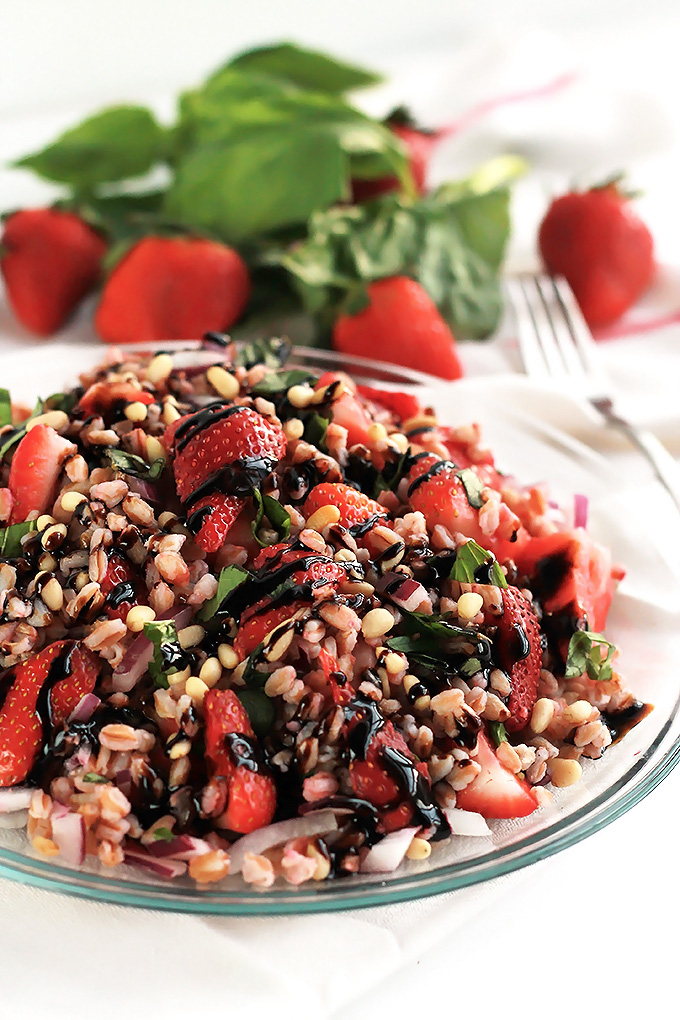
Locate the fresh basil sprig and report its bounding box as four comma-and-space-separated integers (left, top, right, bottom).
565, 630, 617, 682
489, 721, 508, 746
456, 468, 485, 509
198, 564, 250, 621
251, 368, 313, 396
107, 448, 165, 481
449, 539, 507, 588
0, 389, 11, 428
251, 491, 291, 546
143, 620, 190, 689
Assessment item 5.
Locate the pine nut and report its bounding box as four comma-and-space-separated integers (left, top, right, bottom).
457, 592, 484, 621
146, 353, 174, 384
26, 410, 69, 433
389, 433, 409, 453
562, 700, 592, 727
168, 738, 192, 759
361, 608, 395, 639
185, 676, 209, 705
41, 577, 64, 612
406, 837, 432, 860
265, 627, 294, 662
37, 514, 56, 531
169, 666, 191, 687
530, 698, 554, 734
126, 605, 156, 632
38, 552, 58, 572
162, 402, 181, 425
217, 643, 239, 670
283, 418, 304, 441
124, 401, 148, 422
41, 523, 67, 550
61, 491, 87, 513
550, 757, 583, 788
306, 504, 341, 532
368, 423, 388, 443
145, 436, 165, 463
403, 674, 420, 694
178, 625, 205, 649
206, 365, 240, 400
384, 652, 407, 675
199, 657, 222, 687
287, 384, 314, 408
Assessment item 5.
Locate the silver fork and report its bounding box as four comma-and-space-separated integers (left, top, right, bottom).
506, 273, 680, 514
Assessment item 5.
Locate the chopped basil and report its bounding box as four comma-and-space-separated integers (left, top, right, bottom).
459, 656, 483, 679
242, 642, 268, 687
387, 610, 491, 671
237, 688, 276, 737
0, 388, 11, 428
107, 448, 165, 481
251, 491, 291, 546
143, 619, 189, 688
198, 564, 250, 621
44, 391, 78, 414
152, 826, 174, 842
251, 368, 313, 396
234, 337, 291, 370
82, 772, 108, 784
456, 468, 485, 510
565, 629, 617, 682
304, 413, 329, 449
489, 721, 507, 746
0, 519, 37, 558
449, 539, 507, 588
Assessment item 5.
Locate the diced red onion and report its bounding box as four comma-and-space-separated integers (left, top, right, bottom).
573, 493, 589, 529
443, 807, 492, 837
124, 850, 188, 879
112, 605, 194, 692
376, 572, 428, 612
0, 787, 34, 813
51, 810, 86, 866
113, 769, 132, 795
228, 810, 338, 873
126, 476, 158, 502
0, 810, 28, 829
361, 827, 419, 873
68, 693, 101, 724
147, 834, 212, 860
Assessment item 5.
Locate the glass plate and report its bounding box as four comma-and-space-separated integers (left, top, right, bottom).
1, 343, 678, 914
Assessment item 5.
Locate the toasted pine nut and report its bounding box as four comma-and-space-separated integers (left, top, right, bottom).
163, 402, 181, 425
406, 837, 432, 860
361, 608, 395, 640
550, 757, 583, 788
146, 353, 173, 384
26, 410, 69, 433
562, 700, 592, 727
368, 423, 388, 443
178, 625, 205, 649
61, 491, 88, 513
185, 676, 209, 705
283, 418, 304, 441
217, 643, 239, 670
168, 738, 191, 759
206, 365, 240, 400
199, 657, 222, 687
287, 384, 314, 409
41, 523, 67, 550
41, 577, 64, 612
145, 436, 165, 463
265, 627, 294, 662
124, 401, 149, 422
457, 592, 484, 621
126, 605, 156, 632
389, 433, 409, 453
37, 514, 56, 531
530, 698, 554, 734
306, 504, 340, 532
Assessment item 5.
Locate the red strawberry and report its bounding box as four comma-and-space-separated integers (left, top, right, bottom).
95, 236, 251, 344
538, 181, 655, 328
99, 552, 142, 621
303, 482, 385, 528
333, 277, 463, 381
186, 493, 245, 554
253, 544, 347, 591
494, 586, 541, 732
316, 646, 351, 705
351, 113, 437, 202
77, 381, 155, 418
171, 406, 286, 503
203, 689, 276, 833
316, 372, 373, 447
0, 641, 99, 786
455, 733, 538, 818
235, 601, 307, 659
356, 384, 422, 423
0, 209, 106, 336
8, 424, 76, 524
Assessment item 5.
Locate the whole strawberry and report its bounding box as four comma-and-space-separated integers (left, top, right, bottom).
0, 208, 106, 336
538, 180, 655, 328
95, 236, 251, 344
332, 276, 463, 381
352, 109, 437, 202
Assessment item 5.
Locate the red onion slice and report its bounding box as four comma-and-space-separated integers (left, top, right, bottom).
0, 787, 34, 813
68, 693, 101, 724
147, 834, 213, 860
228, 810, 338, 873
126, 476, 158, 502
444, 807, 492, 837
361, 827, 419, 873
573, 493, 589, 529
376, 572, 428, 612
124, 849, 188, 879
51, 810, 86, 866
112, 605, 194, 692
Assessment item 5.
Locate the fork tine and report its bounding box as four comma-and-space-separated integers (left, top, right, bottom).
504, 278, 550, 379
535, 276, 589, 383
517, 275, 568, 378
551, 276, 605, 383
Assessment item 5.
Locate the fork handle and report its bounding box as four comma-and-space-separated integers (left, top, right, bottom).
592, 398, 680, 514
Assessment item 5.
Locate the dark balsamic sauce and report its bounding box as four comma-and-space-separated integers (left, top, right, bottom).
407, 459, 457, 498
602, 700, 654, 744
105, 581, 136, 609
186, 504, 213, 533
473, 560, 496, 584
343, 694, 386, 759
380, 747, 450, 840
174, 403, 243, 453
348, 513, 388, 540
223, 732, 268, 774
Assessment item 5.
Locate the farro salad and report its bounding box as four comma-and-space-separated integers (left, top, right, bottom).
0, 337, 648, 887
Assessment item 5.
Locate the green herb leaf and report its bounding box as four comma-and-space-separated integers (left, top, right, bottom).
251, 368, 313, 395
81, 772, 108, 784
198, 564, 250, 621
44, 391, 78, 414
14, 105, 166, 188
0, 389, 11, 428
0, 519, 37, 558
251, 491, 291, 546
107, 448, 165, 481
456, 468, 485, 510
489, 721, 508, 746
242, 642, 268, 687
234, 337, 291, 370
387, 610, 491, 672
459, 656, 483, 679
565, 630, 617, 682
304, 413, 329, 449
449, 540, 507, 588
143, 620, 188, 689
152, 826, 174, 842
237, 688, 276, 737
228, 42, 382, 94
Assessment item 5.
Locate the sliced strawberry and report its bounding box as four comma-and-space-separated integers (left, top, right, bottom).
303, 482, 386, 529
77, 381, 155, 418
99, 552, 142, 621
204, 688, 252, 775
455, 733, 538, 819
186, 493, 245, 554
171, 406, 286, 503
220, 769, 277, 834
317, 646, 351, 705
348, 723, 410, 807
235, 601, 308, 659
494, 586, 541, 732
0, 641, 99, 786
356, 385, 422, 423
8, 424, 77, 524
317, 372, 372, 447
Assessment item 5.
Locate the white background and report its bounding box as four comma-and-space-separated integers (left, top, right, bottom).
2, 2, 680, 1017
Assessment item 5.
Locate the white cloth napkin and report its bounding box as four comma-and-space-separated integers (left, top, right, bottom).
1, 28, 679, 1020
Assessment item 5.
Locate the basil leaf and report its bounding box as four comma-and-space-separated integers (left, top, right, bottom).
459, 656, 483, 679
489, 721, 508, 746
251, 491, 291, 546
152, 826, 174, 842
449, 540, 507, 588
0, 389, 11, 428
237, 688, 276, 738
565, 630, 617, 682
242, 642, 268, 687
14, 105, 166, 188
228, 43, 382, 94
304, 413, 329, 449
251, 369, 313, 395
198, 564, 250, 621
0, 519, 37, 558
107, 448, 165, 481
143, 620, 189, 689
387, 610, 491, 672
234, 337, 291, 370
456, 468, 485, 510
44, 391, 78, 414
81, 772, 108, 784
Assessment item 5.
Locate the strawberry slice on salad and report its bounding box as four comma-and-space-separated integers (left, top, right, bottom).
494, 586, 542, 733
456, 733, 538, 818
8, 423, 76, 524
303, 482, 386, 528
